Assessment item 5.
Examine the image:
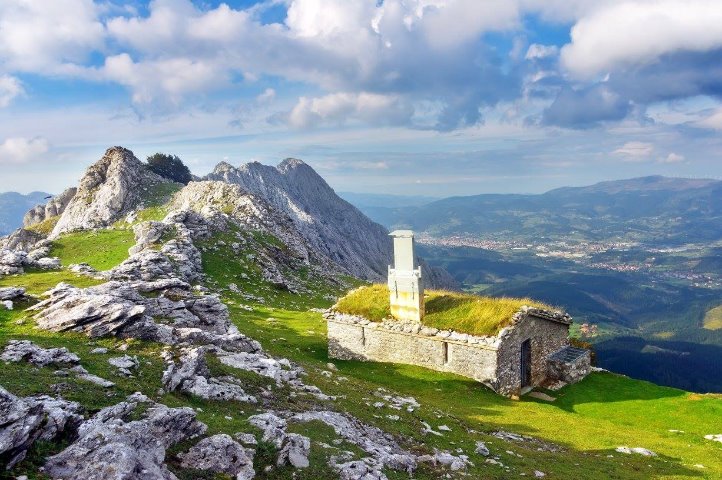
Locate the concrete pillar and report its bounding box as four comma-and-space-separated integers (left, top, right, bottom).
388, 230, 424, 322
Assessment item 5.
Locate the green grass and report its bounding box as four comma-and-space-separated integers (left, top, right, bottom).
24, 216, 60, 236
49, 229, 135, 270
703, 306, 722, 330
1, 225, 721, 479
334, 284, 553, 336
0, 270, 103, 295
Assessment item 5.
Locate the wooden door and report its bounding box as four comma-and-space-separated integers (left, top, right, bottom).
521, 339, 532, 388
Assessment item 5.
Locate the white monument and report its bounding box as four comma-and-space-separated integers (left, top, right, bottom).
388, 230, 424, 322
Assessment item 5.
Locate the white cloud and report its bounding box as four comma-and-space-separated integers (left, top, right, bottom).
661, 152, 685, 163
256, 88, 276, 104
525, 44, 558, 60
0, 137, 49, 164
286, 92, 413, 128
102, 53, 225, 105
695, 108, 722, 130
0, 75, 23, 107
561, 0, 722, 78
613, 141, 654, 159
0, 0, 103, 73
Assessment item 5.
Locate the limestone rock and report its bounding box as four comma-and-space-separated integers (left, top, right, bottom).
162, 347, 256, 403
292, 410, 416, 473
0, 228, 44, 253
1, 340, 80, 368
615, 446, 657, 456
206, 160, 390, 281
0, 287, 25, 301
30, 282, 147, 338
178, 434, 255, 479
44, 393, 207, 480
705, 434, 722, 443
474, 441, 490, 456
51, 147, 173, 237
0, 249, 26, 275
23, 187, 76, 228
0, 386, 83, 470
247, 412, 288, 448
277, 433, 310, 468
108, 355, 139, 376
331, 458, 387, 480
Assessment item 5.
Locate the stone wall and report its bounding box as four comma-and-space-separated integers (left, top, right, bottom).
326, 308, 573, 397
547, 347, 592, 384
494, 312, 571, 396
327, 314, 499, 388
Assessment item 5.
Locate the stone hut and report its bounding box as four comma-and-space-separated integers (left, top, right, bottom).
326, 230, 591, 397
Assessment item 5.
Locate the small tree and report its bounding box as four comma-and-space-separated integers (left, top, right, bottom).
146, 153, 192, 184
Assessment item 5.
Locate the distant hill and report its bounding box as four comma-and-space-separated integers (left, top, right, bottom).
0, 191, 52, 235
363, 176, 722, 245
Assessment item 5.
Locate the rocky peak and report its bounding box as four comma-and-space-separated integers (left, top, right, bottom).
23, 187, 77, 228
50, 147, 172, 237
205, 158, 391, 281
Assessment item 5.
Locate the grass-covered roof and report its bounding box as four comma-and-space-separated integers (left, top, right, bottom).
333, 284, 555, 337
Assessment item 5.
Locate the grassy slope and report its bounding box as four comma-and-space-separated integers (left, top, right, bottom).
335, 284, 553, 336
0, 227, 720, 479
48, 229, 135, 271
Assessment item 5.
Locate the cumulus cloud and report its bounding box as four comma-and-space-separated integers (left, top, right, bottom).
613, 141, 654, 159
284, 92, 414, 128
561, 0, 722, 78
695, 107, 722, 130
0, 75, 23, 107
0, 137, 49, 164
525, 44, 558, 60
0, 0, 103, 73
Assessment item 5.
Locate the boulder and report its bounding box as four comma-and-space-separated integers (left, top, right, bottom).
0, 386, 83, 470
277, 433, 310, 468
0, 340, 80, 368
178, 434, 255, 479
44, 393, 207, 480
162, 347, 256, 403
0, 287, 25, 301
108, 355, 139, 376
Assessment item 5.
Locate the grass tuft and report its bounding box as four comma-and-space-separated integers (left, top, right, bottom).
334, 284, 554, 336
49, 229, 135, 271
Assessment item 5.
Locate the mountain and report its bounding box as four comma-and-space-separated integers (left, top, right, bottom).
367, 176, 722, 244
1, 148, 721, 479
0, 191, 52, 235
206, 160, 393, 281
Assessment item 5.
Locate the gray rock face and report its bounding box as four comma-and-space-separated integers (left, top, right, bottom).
108, 355, 139, 376
331, 458, 387, 480
51, 147, 172, 237
178, 434, 255, 479
162, 347, 256, 403
206, 159, 391, 281
0, 386, 83, 470
0, 228, 44, 252
30, 282, 147, 338
0, 287, 25, 301
23, 187, 77, 228
29, 280, 261, 354
291, 410, 416, 473
0, 249, 26, 275
277, 433, 310, 468
44, 393, 207, 480
1, 340, 80, 368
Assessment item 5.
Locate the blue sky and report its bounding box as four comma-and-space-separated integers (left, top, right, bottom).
1, 0, 722, 196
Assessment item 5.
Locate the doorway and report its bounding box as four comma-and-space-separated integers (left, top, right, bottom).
521, 339, 532, 388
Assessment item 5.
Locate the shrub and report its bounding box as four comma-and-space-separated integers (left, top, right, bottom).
146, 153, 192, 184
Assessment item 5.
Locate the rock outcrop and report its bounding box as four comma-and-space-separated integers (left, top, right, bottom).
0, 386, 84, 470
29, 280, 262, 353
44, 393, 207, 480
206, 159, 391, 281
1, 340, 80, 368
23, 187, 77, 228
178, 434, 255, 479
51, 147, 173, 237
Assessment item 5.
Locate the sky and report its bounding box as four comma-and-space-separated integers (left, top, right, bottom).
1, 0, 722, 196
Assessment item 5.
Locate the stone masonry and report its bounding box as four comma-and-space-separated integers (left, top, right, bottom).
327, 229, 591, 397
